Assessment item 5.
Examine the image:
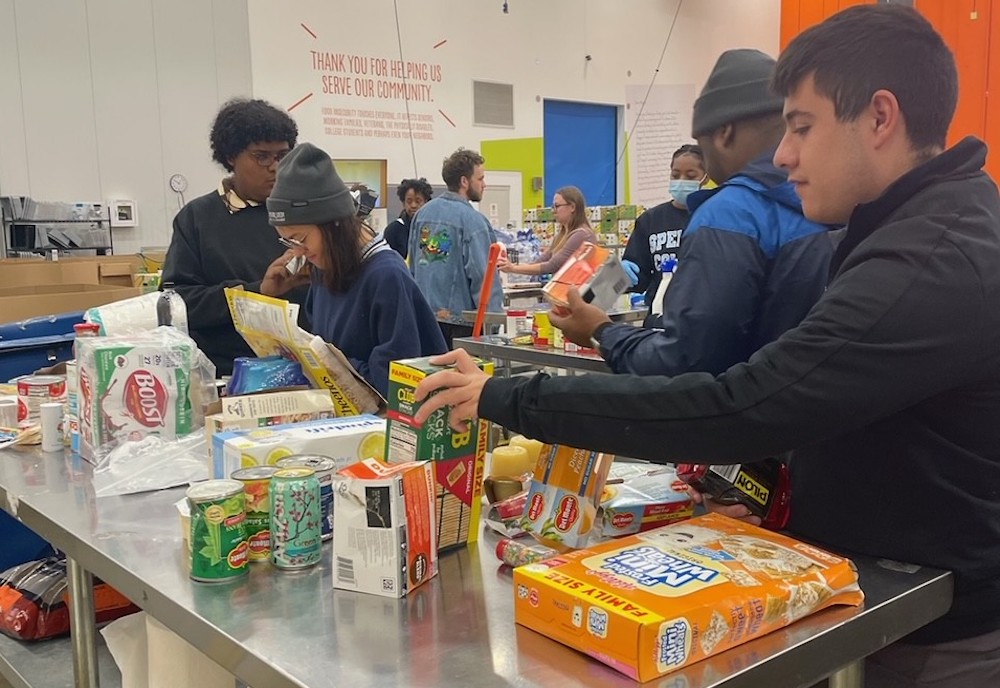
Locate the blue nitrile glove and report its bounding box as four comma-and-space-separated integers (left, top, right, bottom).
621, 259, 640, 287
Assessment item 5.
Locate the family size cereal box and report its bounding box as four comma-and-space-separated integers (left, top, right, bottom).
385, 356, 494, 551
76, 327, 197, 464
521, 444, 614, 550
212, 415, 386, 479
332, 458, 437, 598
597, 464, 694, 538
512, 513, 864, 682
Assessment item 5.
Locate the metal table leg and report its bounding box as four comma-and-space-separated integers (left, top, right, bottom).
67, 556, 100, 688
827, 659, 863, 688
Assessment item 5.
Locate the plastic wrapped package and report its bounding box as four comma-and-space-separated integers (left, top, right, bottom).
75, 327, 216, 466
226, 355, 310, 396
85, 292, 189, 336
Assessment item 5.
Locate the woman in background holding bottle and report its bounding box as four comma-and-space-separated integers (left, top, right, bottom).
621, 144, 707, 327
497, 186, 597, 277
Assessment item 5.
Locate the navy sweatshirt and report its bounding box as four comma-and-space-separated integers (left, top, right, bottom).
308, 248, 447, 397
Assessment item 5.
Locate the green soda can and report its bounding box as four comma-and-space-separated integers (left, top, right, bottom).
187, 480, 249, 582
231, 466, 279, 562
270, 467, 322, 569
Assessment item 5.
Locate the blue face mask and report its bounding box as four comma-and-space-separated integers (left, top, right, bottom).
669, 179, 702, 207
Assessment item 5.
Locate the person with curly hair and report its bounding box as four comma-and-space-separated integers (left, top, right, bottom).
385, 177, 433, 259
162, 98, 307, 375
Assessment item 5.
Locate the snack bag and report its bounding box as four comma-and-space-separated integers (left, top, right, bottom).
513, 513, 864, 681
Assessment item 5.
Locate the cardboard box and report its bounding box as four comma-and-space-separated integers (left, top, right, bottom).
542, 243, 630, 311
332, 458, 437, 598
598, 464, 694, 538
0, 283, 143, 321
513, 513, 864, 682
204, 389, 337, 449
0, 256, 143, 289
384, 356, 493, 551
212, 415, 386, 479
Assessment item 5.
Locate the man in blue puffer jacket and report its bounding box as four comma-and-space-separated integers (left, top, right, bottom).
582, 49, 833, 376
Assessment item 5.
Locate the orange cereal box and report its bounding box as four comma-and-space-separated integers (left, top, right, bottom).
512, 513, 863, 681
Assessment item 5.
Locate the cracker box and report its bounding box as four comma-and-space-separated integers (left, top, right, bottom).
212, 415, 386, 479
521, 444, 614, 550
598, 464, 694, 538
205, 389, 336, 447
384, 356, 494, 551
76, 328, 197, 464
542, 243, 630, 311
332, 458, 437, 598
513, 513, 864, 682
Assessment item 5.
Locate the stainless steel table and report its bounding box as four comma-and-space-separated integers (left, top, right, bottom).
455, 335, 611, 373
0, 447, 953, 688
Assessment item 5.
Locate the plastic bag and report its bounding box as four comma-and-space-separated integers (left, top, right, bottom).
227, 355, 310, 395
84, 292, 189, 336
92, 430, 209, 498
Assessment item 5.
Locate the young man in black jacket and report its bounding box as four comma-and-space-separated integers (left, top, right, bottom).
161, 98, 309, 375
413, 6, 1000, 685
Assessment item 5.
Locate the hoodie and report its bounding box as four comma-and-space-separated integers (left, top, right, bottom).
597, 149, 833, 376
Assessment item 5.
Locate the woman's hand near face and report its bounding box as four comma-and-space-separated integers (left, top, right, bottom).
260, 249, 311, 297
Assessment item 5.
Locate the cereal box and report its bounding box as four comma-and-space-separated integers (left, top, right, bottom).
385, 356, 493, 551
542, 243, 630, 311
597, 464, 694, 538
521, 444, 614, 550
212, 415, 386, 479
205, 389, 336, 447
513, 513, 864, 682
76, 328, 197, 464
332, 458, 436, 598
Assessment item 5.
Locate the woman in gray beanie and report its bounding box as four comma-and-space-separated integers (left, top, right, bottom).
260, 142, 447, 397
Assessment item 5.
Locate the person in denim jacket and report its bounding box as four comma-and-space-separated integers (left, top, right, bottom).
408, 148, 503, 347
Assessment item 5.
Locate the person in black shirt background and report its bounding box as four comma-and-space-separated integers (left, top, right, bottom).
621, 144, 706, 327
385, 177, 433, 260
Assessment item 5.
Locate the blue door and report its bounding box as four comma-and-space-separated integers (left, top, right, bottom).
543, 100, 618, 206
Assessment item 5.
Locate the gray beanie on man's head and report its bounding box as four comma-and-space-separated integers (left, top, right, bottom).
267, 142, 356, 226
691, 49, 784, 138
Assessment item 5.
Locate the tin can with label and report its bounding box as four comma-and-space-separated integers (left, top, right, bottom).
17, 375, 67, 423
186, 480, 249, 583
270, 467, 322, 569
231, 466, 279, 562
276, 455, 336, 541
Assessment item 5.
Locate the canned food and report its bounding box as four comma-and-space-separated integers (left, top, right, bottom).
276, 455, 337, 540
16, 375, 67, 423
270, 467, 322, 569
231, 466, 279, 562
186, 480, 249, 583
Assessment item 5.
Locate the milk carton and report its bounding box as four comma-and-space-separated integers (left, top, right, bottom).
76, 328, 197, 463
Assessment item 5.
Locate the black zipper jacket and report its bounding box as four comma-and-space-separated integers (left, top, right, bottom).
479, 138, 1000, 644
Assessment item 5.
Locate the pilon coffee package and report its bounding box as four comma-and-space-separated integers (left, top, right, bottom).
674, 459, 791, 530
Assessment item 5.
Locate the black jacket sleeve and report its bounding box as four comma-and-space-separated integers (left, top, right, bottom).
480, 228, 986, 463
162, 205, 265, 330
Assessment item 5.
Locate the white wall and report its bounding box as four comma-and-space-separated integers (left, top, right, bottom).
0, 0, 780, 256
0, 0, 253, 255
247, 0, 780, 186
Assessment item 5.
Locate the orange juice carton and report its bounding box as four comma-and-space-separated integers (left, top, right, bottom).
598, 464, 695, 538
212, 415, 386, 479
332, 458, 436, 598
513, 513, 864, 682
521, 444, 614, 550
385, 356, 494, 551
543, 242, 630, 311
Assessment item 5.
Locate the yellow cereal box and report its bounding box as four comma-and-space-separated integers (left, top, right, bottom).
512, 513, 863, 681
521, 444, 614, 550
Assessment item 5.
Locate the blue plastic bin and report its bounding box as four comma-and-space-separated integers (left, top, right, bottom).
0, 311, 82, 381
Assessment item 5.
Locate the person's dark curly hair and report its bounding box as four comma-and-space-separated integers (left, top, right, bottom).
396, 177, 434, 203
210, 98, 298, 172
441, 148, 485, 192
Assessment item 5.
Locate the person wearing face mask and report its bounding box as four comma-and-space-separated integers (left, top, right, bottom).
621, 144, 707, 327
261, 143, 446, 398
555, 49, 833, 377
385, 178, 433, 260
